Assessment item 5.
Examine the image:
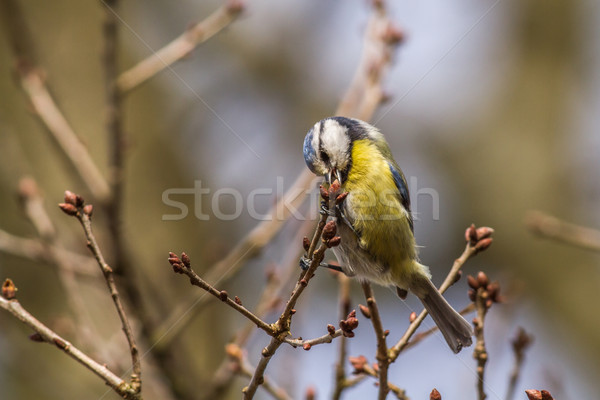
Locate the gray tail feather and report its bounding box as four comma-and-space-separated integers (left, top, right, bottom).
416, 278, 473, 353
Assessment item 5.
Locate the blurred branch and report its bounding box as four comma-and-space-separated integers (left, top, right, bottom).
336, 0, 404, 118
0, 0, 111, 203
0, 279, 139, 399
361, 282, 391, 400
506, 328, 533, 400
59, 192, 142, 394
226, 344, 293, 400
348, 355, 408, 400
117, 1, 245, 93
389, 225, 494, 361
18, 179, 102, 355
526, 210, 600, 252
0, 229, 97, 277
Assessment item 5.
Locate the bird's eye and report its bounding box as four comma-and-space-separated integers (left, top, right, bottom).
320, 150, 330, 165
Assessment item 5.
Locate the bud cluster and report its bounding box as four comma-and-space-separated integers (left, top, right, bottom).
467, 271, 502, 308
464, 224, 494, 253
339, 310, 359, 338
168, 252, 192, 274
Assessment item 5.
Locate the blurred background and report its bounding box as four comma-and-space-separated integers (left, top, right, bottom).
1, 0, 599, 399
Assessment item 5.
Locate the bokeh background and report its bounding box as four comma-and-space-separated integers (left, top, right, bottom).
1, 0, 599, 399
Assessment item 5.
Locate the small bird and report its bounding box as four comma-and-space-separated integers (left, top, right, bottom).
303, 116, 473, 353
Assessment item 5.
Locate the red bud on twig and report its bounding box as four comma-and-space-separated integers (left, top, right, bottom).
58, 203, 78, 216
430, 388, 442, 400
2, 279, 17, 300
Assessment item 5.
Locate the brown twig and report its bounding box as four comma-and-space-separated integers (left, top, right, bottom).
117, 1, 244, 93
361, 282, 391, 400
226, 344, 293, 400
18, 180, 103, 357
167, 252, 274, 336
0, 228, 97, 277
389, 225, 494, 361
467, 271, 502, 400
0, 279, 139, 399
348, 355, 409, 400
0, 0, 111, 203
505, 328, 533, 400
526, 210, 600, 252
332, 274, 351, 400
59, 193, 142, 394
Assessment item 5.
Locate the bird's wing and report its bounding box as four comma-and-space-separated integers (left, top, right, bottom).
387, 161, 414, 233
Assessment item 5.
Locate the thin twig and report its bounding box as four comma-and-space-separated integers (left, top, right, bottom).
117, 1, 244, 93
168, 254, 274, 336
351, 358, 409, 400
61, 197, 142, 394
473, 286, 489, 400
202, 219, 313, 400
0, 281, 138, 399
0, 0, 111, 202
505, 328, 533, 400
19, 180, 102, 356
0, 229, 97, 277
243, 209, 331, 398
153, 171, 318, 345
389, 223, 494, 361
526, 210, 600, 252
226, 344, 293, 400
332, 275, 351, 400
361, 282, 391, 400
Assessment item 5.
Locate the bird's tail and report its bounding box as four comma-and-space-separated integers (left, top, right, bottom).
410, 272, 473, 353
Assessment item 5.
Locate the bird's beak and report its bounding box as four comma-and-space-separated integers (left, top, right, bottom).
328, 168, 342, 184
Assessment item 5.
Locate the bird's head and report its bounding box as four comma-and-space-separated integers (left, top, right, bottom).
303, 116, 380, 184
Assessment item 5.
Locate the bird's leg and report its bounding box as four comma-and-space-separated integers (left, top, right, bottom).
299, 257, 344, 273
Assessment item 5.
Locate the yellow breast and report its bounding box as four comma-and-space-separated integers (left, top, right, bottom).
342, 139, 417, 279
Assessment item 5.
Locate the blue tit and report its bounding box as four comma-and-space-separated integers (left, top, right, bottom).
303, 116, 473, 353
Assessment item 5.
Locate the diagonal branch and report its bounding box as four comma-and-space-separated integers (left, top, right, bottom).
389, 225, 494, 361
0, 279, 138, 399
117, 1, 245, 93
526, 210, 600, 252
0, 0, 111, 203
59, 193, 142, 394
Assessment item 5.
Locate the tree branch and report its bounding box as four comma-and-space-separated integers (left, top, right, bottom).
0, 0, 111, 203
59, 193, 142, 394
117, 1, 244, 93
361, 282, 391, 400
526, 210, 600, 252
0, 279, 138, 399
389, 225, 493, 361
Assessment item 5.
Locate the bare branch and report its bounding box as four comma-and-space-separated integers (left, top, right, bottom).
332, 275, 352, 400
526, 210, 600, 252
0, 0, 111, 202
60, 193, 142, 393
0, 280, 138, 399
167, 252, 275, 336
505, 328, 533, 400
361, 282, 391, 400
117, 1, 244, 93
389, 224, 494, 361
